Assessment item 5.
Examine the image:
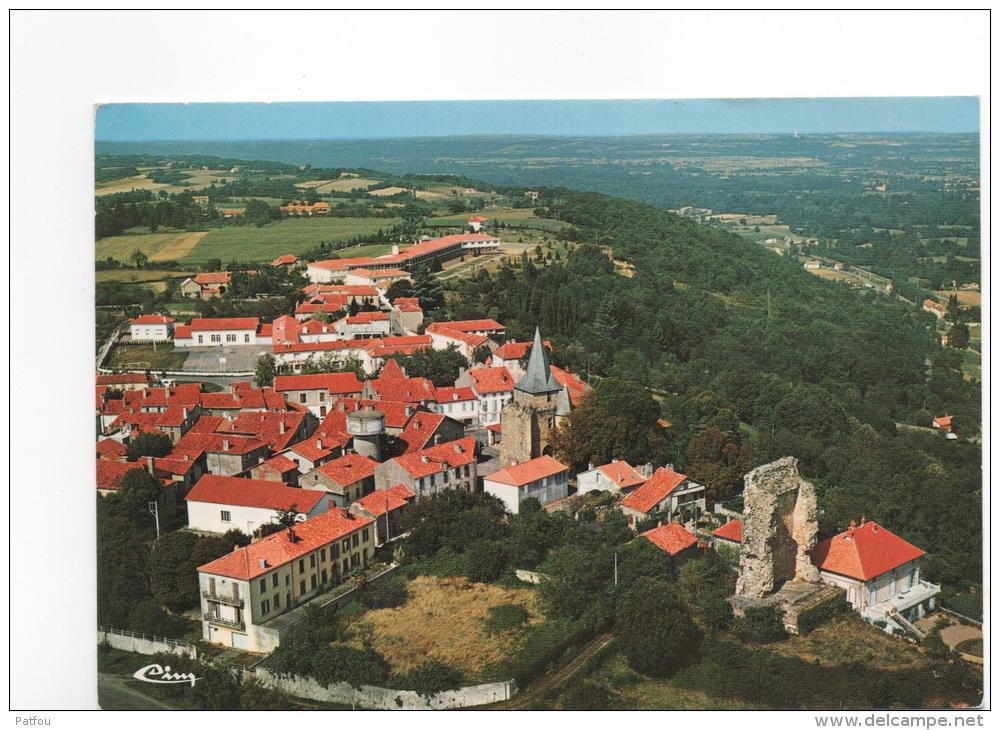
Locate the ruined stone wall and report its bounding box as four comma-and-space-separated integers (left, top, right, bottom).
735, 456, 820, 598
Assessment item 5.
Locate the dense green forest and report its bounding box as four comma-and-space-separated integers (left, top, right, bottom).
445, 189, 982, 594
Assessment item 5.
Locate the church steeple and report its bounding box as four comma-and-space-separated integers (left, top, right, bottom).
515, 327, 561, 395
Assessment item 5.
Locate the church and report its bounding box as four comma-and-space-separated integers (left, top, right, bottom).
499, 327, 574, 467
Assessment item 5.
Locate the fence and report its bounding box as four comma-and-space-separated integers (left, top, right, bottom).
97, 626, 198, 659
939, 606, 983, 627
251, 667, 516, 710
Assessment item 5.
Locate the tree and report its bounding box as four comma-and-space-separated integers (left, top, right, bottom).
96, 507, 152, 627
538, 544, 613, 622
559, 681, 614, 710
464, 540, 509, 583
949, 322, 970, 349
125, 431, 173, 462
735, 605, 786, 644
117, 468, 164, 518
130, 249, 149, 268
947, 294, 960, 321
244, 198, 280, 227
678, 550, 735, 634
385, 278, 415, 301
393, 346, 468, 387
401, 491, 509, 560
205, 258, 222, 272
685, 427, 752, 502
614, 577, 701, 676
396, 659, 465, 697
255, 353, 277, 387
412, 268, 444, 311
359, 576, 409, 609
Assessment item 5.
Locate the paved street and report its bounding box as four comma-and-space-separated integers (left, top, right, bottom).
97, 673, 177, 710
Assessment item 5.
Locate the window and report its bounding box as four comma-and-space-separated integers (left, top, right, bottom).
299, 393, 307, 404
352, 534, 359, 547
310, 554, 316, 567
197, 335, 204, 344
342, 539, 349, 552
273, 593, 280, 609
211, 334, 221, 343
260, 599, 269, 615
220, 510, 231, 523
300, 580, 306, 594
226, 334, 237, 342
259, 578, 266, 593
244, 334, 250, 343
343, 559, 349, 573
321, 569, 328, 583
311, 575, 317, 589
298, 559, 304, 572
320, 548, 326, 562
362, 528, 369, 542
319, 392, 326, 402
285, 575, 290, 586
272, 574, 278, 588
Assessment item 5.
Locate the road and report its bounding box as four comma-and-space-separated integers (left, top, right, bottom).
97, 673, 177, 711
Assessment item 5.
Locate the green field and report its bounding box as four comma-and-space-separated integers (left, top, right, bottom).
424, 207, 567, 232
107, 343, 189, 371
960, 349, 981, 382
96, 229, 206, 262
178, 217, 404, 264
95, 269, 194, 284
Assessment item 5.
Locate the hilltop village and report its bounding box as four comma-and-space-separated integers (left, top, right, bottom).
95, 214, 981, 709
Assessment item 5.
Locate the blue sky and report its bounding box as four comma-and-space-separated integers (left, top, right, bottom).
95, 98, 979, 141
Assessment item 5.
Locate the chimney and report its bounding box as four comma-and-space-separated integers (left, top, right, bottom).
183, 453, 190, 461
233, 544, 240, 553
182, 407, 189, 419
338, 402, 346, 413
453, 443, 463, 454
279, 420, 286, 434
434, 433, 443, 445
392, 243, 399, 256
146, 458, 155, 475
316, 438, 323, 450
328, 498, 337, 511
405, 405, 413, 417
287, 526, 297, 542
258, 559, 267, 569
222, 438, 230, 451
421, 455, 430, 463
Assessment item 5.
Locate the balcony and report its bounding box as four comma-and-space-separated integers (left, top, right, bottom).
202, 590, 244, 608
203, 612, 245, 630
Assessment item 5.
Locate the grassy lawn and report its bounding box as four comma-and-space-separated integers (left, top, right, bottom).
107, 343, 189, 371
959, 349, 981, 382
344, 575, 543, 679
96, 230, 208, 262
181, 217, 403, 264
934, 290, 982, 307
295, 177, 381, 193
808, 268, 859, 283
95, 269, 194, 284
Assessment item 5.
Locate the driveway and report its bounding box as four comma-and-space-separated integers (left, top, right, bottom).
180, 345, 271, 374
97, 673, 177, 710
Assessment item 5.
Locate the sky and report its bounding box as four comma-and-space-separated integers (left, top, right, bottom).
95, 98, 979, 141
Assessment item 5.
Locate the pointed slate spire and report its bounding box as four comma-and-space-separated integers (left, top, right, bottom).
515, 327, 561, 394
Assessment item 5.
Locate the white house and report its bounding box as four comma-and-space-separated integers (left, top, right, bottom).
184, 474, 329, 535
619, 467, 706, 528
174, 318, 270, 348
483, 455, 570, 514
812, 518, 940, 635
197, 508, 375, 652
576, 460, 648, 495
334, 311, 392, 340
129, 314, 175, 342
457, 366, 515, 426
432, 387, 480, 426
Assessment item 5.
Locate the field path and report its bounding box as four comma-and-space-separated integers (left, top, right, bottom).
151, 231, 208, 262
491, 632, 613, 710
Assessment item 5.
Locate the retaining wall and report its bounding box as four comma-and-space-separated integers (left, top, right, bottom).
97, 628, 198, 659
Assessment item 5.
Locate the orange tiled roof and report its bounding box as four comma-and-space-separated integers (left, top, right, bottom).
619, 467, 688, 514
485, 455, 568, 488
641, 523, 698, 556
315, 453, 379, 486
596, 460, 646, 490
393, 436, 477, 479
711, 519, 743, 544
468, 366, 515, 395
352, 484, 415, 517
812, 519, 925, 581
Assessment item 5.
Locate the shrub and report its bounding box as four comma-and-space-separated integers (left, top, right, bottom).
615, 577, 701, 676
464, 540, 509, 583
796, 594, 846, 634
559, 680, 614, 710
484, 603, 531, 633
735, 605, 787, 644
359, 576, 409, 610
394, 659, 465, 697
312, 644, 390, 688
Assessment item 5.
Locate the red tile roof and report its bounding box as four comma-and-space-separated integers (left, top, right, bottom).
485, 455, 568, 487
130, 314, 175, 325
711, 519, 743, 544
438, 319, 505, 333
96, 439, 127, 460
393, 297, 422, 313
194, 272, 232, 285
393, 436, 477, 479
96, 460, 158, 491
349, 268, 411, 278
352, 484, 415, 516
812, 519, 925, 581
271, 254, 298, 266
933, 415, 953, 431
315, 453, 379, 486
550, 365, 586, 406
641, 523, 698, 556
357, 399, 412, 429
468, 366, 515, 394
274, 373, 363, 395
186, 474, 325, 512
596, 460, 646, 490
173, 325, 192, 339
426, 323, 489, 348
286, 435, 342, 462
188, 317, 259, 332
493, 339, 551, 361
619, 468, 688, 513
309, 256, 378, 271
229, 411, 307, 452
434, 387, 477, 403
198, 508, 373, 580
174, 431, 268, 456
257, 454, 299, 475
345, 311, 390, 324
393, 412, 450, 455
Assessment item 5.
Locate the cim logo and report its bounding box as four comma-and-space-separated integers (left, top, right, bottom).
133, 663, 199, 687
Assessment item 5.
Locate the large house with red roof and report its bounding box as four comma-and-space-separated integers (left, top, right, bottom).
812, 518, 940, 633
483, 455, 570, 514
618, 467, 707, 528
185, 474, 330, 535
129, 313, 175, 342
173, 318, 272, 348
456, 366, 515, 426
180, 272, 232, 300
197, 508, 375, 651
432, 386, 479, 426
374, 436, 478, 499
273, 372, 364, 418
334, 310, 391, 339
298, 452, 380, 507
639, 523, 700, 564
576, 460, 650, 495
349, 484, 415, 546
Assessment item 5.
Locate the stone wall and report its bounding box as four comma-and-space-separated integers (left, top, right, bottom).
252, 667, 516, 710
735, 456, 820, 599
98, 628, 198, 659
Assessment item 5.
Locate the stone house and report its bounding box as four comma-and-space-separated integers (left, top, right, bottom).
299, 452, 380, 508
349, 484, 416, 546
373, 436, 478, 499
618, 467, 706, 528
482, 455, 570, 514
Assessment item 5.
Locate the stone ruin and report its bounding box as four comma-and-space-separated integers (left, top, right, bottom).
730, 456, 842, 633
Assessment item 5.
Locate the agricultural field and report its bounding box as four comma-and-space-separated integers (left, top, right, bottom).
367, 186, 410, 197
95, 230, 208, 262
95, 268, 194, 284
96, 175, 171, 196
296, 177, 381, 193
344, 576, 542, 678
179, 217, 403, 264
807, 268, 859, 283
96, 169, 232, 196
424, 207, 567, 232
935, 290, 982, 307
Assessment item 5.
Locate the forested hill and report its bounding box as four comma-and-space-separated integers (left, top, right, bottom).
449, 188, 982, 595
